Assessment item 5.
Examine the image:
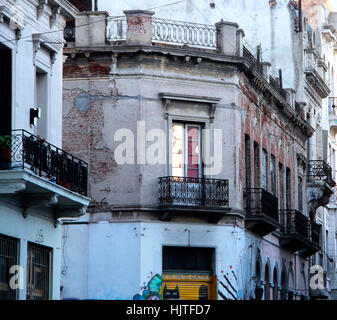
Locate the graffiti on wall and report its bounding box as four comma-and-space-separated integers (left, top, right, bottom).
217, 242, 255, 300
133, 274, 162, 300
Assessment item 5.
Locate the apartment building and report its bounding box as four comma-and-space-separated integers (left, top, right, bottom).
0, 0, 90, 300
59, 8, 327, 300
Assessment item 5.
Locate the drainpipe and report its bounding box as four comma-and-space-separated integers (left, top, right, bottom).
94, 0, 98, 11
299, 0, 302, 32
294, 254, 297, 299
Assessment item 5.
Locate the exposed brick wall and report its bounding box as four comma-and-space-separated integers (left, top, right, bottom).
63, 57, 118, 206
239, 73, 307, 210
64, 62, 111, 78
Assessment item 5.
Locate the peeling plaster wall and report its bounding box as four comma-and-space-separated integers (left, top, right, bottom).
63, 52, 243, 211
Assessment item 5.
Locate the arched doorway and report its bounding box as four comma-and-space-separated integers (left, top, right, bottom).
272, 268, 278, 300
264, 264, 270, 300
255, 261, 263, 300
280, 269, 287, 300
288, 267, 294, 300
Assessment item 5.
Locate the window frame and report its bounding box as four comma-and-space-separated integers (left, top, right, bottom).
0, 233, 19, 301
171, 121, 203, 178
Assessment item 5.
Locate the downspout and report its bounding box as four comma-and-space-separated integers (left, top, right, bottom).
299, 0, 302, 32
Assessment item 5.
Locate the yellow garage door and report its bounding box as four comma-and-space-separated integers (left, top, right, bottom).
161, 274, 217, 300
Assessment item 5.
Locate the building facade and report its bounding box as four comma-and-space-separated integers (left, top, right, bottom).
60, 9, 326, 300
0, 0, 90, 300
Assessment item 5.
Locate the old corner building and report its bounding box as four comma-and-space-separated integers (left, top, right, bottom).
59, 1, 337, 301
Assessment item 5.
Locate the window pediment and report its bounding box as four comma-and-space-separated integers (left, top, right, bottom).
159, 92, 221, 123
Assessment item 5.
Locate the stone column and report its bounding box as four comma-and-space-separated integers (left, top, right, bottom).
75, 11, 108, 47
262, 62, 271, 81
215, 19, 239, 56
236, 28, 245, 57
124, 10, 155, 46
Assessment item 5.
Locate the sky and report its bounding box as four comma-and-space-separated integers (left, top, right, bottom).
97, 0, 337, 13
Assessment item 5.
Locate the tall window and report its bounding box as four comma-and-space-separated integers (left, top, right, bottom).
172, 123, 202, 178
286, 168, 291, 210
0, 235, 18, 300
262, 149, 268, 190
298, 176, 303, 212
254, 142, 260, 188
270, 155, 276, 195
245, 135, 251, 188
279, 163, 284, 209
26, 244, 51, 300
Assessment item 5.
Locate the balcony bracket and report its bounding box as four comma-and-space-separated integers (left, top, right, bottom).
163, 99, 171, 120
50, 6, 61, 28
37, 0, 48, 20
22, 193, 59, 219
0, 181, 26, 194
53, 206, 87, 227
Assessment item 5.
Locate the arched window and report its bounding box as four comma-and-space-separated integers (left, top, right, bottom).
288, 267, 295, 300
281, 269, 287, 300
264, 264, 271, 300
255, 260, 263, 300
273, 268, 278, 300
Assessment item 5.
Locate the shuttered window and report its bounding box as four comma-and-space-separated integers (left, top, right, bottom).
162, 247, 216, 300
270, 155, 276, 195
26, 244, 51, 300
262, 149, 268, 190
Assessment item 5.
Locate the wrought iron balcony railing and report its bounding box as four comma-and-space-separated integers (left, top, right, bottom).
307, 160, 336, 188
0, 130, 88, 196
244, 188, 279, 221
270, 75, 287, 100
280, 209, 308, 238
158, 176, 229, 207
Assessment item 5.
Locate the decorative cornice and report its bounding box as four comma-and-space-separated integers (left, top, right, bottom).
32, 33, 63, 65
0, 5, 25, 30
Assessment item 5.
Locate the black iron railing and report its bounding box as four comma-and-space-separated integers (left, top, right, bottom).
0, 130, 88, 196
269, 75, 287, 100
307, 160, 336, 188
244, 188, 279, 221
158, 176, 229, 207
64, 26, 75, 42
280, 209, 308, 238
328, 97, 337, 115
243, 46, 263, 75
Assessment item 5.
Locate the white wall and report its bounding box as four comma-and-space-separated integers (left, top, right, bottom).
0, 199, 62, 300
62, 220, 309, 300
